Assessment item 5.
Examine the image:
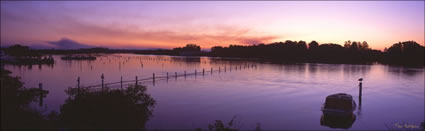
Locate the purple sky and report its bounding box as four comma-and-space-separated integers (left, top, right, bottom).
1, 1, 424, 50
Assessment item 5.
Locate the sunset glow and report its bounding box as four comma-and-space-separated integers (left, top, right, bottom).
1, 1, 424, 50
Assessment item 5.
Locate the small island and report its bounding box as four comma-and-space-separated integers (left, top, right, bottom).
1, 45, 54, 65
61, 55, 96, 60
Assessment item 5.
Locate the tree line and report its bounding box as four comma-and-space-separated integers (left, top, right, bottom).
2, 40, 424, 66
211, 40, 424, 66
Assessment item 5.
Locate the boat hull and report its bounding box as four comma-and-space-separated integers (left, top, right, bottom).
321, 100, 356, 116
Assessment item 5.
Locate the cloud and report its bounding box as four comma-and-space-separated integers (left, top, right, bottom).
55, 18, 280, 49
1, 2, 281, 49
0, 3, 48, 25
239, 36, 278, 45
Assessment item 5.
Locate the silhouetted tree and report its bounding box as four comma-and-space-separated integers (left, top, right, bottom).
172, 44, 202, 56
173, 44, 201, 52
207, 116, 238, 131
340, 40, 376, 63
308, 41, 319, 49
3, 44, 41, 57
1, 68, 49, 129
185, 44, 201, 51
383, 41, 424, 66
315, 43, 347, 63
360, 41, 369, 50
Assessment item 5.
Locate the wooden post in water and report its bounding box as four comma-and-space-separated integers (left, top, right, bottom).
195, 70, 197, 76
77, 77, 80, 94
219, 67, 221, 73
211, 68, 213, 74
166, 72, 169, 79
153, 73, 155, 85
120, 76, 123, 89
153, 73, 155, 82
184, 71, 186, 77
39, 83, 43, 107
358, 78, 363, 111
77, 77, 80, 90
225, 66, 226, 72
136, 76, 138, 86
101, 74, 104, 89
203, 68, 205, 75
358, 78, 363, 100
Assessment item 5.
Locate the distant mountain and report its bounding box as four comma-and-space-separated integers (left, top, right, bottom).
47, 38, 94, 49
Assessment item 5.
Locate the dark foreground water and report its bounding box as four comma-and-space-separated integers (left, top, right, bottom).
4, 53, 424, 130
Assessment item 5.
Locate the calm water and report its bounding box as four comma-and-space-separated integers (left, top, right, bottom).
4, 53, 424, 130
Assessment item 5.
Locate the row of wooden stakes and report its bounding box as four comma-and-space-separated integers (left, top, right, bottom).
77, 64, 258, 89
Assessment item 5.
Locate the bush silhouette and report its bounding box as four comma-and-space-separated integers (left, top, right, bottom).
59, 85, 156, 129
1, 68, 49, 129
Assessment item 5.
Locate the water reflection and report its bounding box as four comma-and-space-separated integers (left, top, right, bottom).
170, 57, 201, 65
357, 95, 362, 116
387, 66, 424, 77
343, 64, 371, 76
274, 63, 307, 72
320, 113, 356, 129
309, 63, 343, 72
14, 63, 54, 71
